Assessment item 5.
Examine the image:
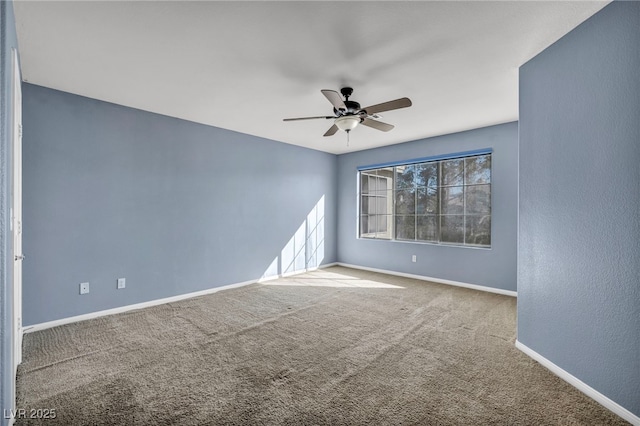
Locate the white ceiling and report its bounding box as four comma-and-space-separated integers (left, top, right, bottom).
14, 1, 609, 154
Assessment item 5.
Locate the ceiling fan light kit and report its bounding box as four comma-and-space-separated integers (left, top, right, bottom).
335, 115, 361, 132
283, 87, 412, 139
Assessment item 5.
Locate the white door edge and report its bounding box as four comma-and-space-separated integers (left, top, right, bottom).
11, 46, 23, 411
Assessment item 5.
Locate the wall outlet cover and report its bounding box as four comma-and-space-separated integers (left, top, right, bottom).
80, 282, 90, 295
117, 278, 126, 289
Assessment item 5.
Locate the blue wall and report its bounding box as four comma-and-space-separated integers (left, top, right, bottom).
21, 84, 337, 326
337, 122, 518, 292
1, 1, 19, 424
518, 1, 640, 418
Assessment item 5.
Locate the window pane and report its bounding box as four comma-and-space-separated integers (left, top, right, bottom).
441, 215, 464, 244
395, 215, 416, 240
360, 172, 373, 194
441, 186, 464, 215
465, 155, 491, 184
375, 191, 391, 215
376, 215, 392, 239
377, 176, 388, 191
376, 168, 393, 190
465, 184, 491, 215
415, 162, 438, 188
370, 195, 379, 215
364, 172, 388, 192
395, 189, 416, 215
371, 215, 381, 233
369, 175, 378, 192
417, 187, 438, 214
417, 215, 438, 242
360, 215, 373, 237
465, 215, 491, 246
442, 159, 464, 186
395, 164, 415, 189
360, 195, 370, 214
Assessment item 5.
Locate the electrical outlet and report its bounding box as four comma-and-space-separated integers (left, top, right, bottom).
411, 255, 417, 263
80, 282, 90, 295
117, 278, 126, 289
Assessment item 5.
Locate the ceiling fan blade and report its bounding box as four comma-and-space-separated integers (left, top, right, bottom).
323, 124, 339, 137
321, 90, 346, 111
361, 118, 394, 132
362, 97, 412, 115
283, 116, 334, 122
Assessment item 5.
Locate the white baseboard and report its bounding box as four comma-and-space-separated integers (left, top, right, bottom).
23, 279, 256, 334
335, 262, 517, 297
23, 263, 338, 334
515, 340, 639, 425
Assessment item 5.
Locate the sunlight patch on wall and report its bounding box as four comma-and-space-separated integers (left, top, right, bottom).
261, 196, 325, 280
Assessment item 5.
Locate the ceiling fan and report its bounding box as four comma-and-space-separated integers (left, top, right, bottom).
283, 87, 412, 137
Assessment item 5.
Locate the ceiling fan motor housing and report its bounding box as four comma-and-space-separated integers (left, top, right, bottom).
335, 100, 362, 116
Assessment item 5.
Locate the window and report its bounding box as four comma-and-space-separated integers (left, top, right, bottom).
360, 168, 393, 239
358, 152, 491, 247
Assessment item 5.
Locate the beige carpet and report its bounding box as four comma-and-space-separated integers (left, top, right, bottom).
16, 266, 627, 425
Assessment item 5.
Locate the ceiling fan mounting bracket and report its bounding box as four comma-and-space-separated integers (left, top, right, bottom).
340, 87, 353, 100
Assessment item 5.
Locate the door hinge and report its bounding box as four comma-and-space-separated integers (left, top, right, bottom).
18, 123, 23, 139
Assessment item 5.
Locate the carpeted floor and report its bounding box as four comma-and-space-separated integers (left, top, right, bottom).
16, 266, 628, 425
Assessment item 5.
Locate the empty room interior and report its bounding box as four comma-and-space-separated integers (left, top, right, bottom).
1, 1, 638, 425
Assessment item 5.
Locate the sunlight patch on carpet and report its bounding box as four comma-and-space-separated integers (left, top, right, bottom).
261, 275, 404, 288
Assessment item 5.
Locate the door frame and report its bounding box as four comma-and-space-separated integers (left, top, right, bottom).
11, 46, 23, 407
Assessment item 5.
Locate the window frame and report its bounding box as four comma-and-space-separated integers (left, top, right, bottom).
359, 172, 393, 239
357, 150, 492, 248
